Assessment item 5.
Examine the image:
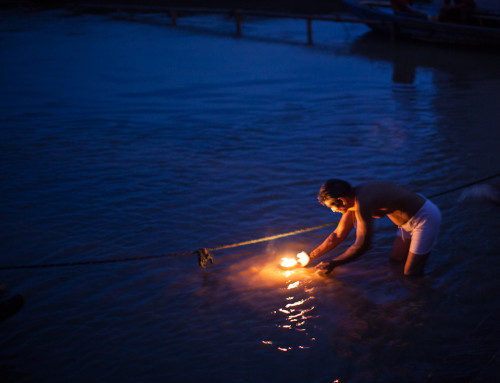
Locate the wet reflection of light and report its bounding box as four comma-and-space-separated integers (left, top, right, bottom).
276, 283, 316, 349
288, 312, 302, 319
277, 347, 291, 352
285, 299, 305, 308
258, 256, 323, 352
279, 308, 290, 314
296, 321, 305, 327
288, 281, 299, 289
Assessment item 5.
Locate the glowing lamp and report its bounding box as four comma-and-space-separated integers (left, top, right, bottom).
297, 252, 310, 267
280, 257, 298, 268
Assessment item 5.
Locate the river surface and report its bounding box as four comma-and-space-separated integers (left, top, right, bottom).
1, 8, 500, 383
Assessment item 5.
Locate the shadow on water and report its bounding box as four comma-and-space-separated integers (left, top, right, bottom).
348, 31, 500, 84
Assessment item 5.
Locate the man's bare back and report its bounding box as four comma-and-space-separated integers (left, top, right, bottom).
354, 181, 425, 227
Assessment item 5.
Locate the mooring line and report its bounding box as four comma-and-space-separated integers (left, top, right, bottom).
427, 172, 500, 199
0, 223, 336, 270
1, 173, 499, 270
207, 222, 336, 252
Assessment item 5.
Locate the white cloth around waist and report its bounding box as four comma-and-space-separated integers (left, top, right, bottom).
399, 198, 442, 255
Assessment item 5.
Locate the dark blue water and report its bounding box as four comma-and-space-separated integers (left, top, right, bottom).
1, 9, 500, 383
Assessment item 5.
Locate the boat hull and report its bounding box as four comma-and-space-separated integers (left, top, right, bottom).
343, 0, 500, 46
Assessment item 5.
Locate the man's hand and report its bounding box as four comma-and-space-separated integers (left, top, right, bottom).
297, 251, 310, 267
322, 260, 341, 274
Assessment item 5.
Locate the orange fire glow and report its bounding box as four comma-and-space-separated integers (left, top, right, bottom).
296, 251, 310, 267
280, 257, 298, 268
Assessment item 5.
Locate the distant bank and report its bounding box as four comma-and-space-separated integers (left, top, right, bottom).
0, 0, 349, 14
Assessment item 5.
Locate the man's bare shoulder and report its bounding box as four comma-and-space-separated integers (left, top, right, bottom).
354, 181, 403, 199
354, 181, 424, 220
354, 181, 421, 206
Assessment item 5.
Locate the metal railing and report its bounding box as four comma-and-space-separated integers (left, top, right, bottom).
67, 3, 380, 44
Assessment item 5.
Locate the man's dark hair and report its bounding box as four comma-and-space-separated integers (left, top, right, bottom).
318, 179, 354, 206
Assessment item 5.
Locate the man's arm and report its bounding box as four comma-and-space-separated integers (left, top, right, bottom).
309, 211, 355, 260
324, 206, 373, 272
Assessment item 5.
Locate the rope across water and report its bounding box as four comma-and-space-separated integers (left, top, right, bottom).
1, 172, 499, 270
0, 222, 337, 270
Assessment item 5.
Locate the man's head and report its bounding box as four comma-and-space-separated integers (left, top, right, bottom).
318, 179, 354, 212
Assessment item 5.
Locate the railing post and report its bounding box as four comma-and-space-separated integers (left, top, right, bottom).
235, 11, 242, 37
390, 22, 397, 41
170, 10, 177, 26
307, 18, 313, 45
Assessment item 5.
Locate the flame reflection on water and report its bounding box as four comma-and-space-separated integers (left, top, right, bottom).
265, 262, 319, 352
224, 254, 324, 353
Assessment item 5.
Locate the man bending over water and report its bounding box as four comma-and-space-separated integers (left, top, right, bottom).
299, 180, 441, 276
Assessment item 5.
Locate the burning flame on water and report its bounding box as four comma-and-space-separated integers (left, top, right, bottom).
281, 257, 298, 268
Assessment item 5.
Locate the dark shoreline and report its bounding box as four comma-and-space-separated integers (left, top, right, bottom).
1, 0, 349, 13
